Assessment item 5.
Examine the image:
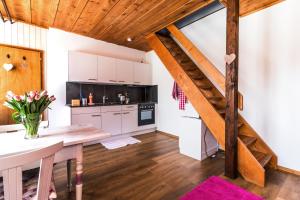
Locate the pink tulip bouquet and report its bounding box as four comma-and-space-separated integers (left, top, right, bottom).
4, 90, 56, 139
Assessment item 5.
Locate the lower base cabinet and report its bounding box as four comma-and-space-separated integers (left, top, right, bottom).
71, 105, 154, 136
101, 112, 122, 135
122, 110, 138, 134
71, 113, 102, 130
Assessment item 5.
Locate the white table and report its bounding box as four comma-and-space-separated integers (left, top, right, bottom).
0, 125, 111, 200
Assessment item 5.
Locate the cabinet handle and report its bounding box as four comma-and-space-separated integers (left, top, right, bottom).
92, 114, 101, 117
122, 112, 130, 114
88, 78, 97, 81
113, 113, 121, 115
118, 81, 125, 83
134, 82, 140, 84
109, 80, 117, 82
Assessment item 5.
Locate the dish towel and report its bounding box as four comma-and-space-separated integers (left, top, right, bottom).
172, 81, 188, 110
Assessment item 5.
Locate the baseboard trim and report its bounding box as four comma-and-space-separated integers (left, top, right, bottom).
277, 165, 300, 176
157, 131, 179, 140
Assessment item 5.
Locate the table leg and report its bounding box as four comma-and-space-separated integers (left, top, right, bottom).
75, 144, 83, 200
67, 159, 72, 192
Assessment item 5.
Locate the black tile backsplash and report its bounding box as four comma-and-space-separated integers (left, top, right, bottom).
66, 82, 158, 105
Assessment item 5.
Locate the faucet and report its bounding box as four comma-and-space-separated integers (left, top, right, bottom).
102, 95, 108, 104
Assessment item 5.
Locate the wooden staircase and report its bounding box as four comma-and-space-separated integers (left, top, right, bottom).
147, 29, 277, 187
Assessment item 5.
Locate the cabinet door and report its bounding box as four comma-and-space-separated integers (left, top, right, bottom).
122, 110, 138, 134
69, 51, 98, 82
115, 59, 134, 84
71, 113, 102, 129
98, 56, 117, 83
101, 112, 122, 135
133, 62, 152, 85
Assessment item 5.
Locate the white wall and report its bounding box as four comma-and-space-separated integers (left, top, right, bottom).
47, 28, 146, 127
146, 51, 199, 137
179, 0, 299, 171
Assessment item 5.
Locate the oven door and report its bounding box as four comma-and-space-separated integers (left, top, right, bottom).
138, 107, 155, 126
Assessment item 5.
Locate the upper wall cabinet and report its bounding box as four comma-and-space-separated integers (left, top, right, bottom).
134, 62, 152, 85
68, 51, 152, 85
98, 56, 117, 83
115, 59, 134, 84
69, 51, 98, 82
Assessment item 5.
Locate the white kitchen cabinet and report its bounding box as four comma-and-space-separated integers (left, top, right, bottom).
71, 113, 102, 130
69, 51, 98, 82
115, 59, 134, 84
101, 111, 122, 135
98, 56, 117, 83
122, 110, 138, 134
133, 62, 152, 85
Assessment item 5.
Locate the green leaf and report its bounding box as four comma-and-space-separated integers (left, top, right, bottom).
31, 103, 36, 113
12, 112, 21, 123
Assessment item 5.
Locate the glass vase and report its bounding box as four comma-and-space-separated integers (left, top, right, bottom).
23, 113, 41, 139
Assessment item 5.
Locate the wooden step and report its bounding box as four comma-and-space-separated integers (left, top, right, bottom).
178, 59, 192, 65
239, 135, 257, 147
251, 150, 272, 168
193, 76, 205, 81
217, 108, 225, 115
238, 122, 244, 129
189, 73, 204, 79
199, 85, 212, 91
185, 67, 198, 72
207, 96, 223, 102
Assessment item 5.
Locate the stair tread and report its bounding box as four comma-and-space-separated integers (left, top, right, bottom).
207, 97, 223, 101
251, 150, 272, 167
199, 85, 212, 90
238, 122, 243, 128
217, 108, 225, 115
239, 135, 257, 146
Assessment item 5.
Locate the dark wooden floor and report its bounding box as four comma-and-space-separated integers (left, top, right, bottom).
54, 132, 300, 200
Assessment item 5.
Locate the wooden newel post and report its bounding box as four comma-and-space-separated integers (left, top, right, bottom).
225, 0, 239, 179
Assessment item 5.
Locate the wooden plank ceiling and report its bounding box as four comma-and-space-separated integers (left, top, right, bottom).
0, 0, 283, 51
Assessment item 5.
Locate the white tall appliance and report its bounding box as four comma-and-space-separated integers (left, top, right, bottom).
179, 115, 218, 161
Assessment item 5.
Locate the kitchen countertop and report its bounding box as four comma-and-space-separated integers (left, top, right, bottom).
66, 102, 157, 108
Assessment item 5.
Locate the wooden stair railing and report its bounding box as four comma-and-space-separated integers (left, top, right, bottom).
167, 24, 243, 111
147, 33, 277, 187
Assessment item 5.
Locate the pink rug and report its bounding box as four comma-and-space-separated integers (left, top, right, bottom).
181, 176, 264, 200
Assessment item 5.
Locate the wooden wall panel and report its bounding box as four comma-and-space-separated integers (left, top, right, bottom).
72, 0, 119, 35
0, 45, 42, 125
31, 0, 60, 27
0, 0, 285, 50
53, 0, 89, 31
0, 0, 31, 23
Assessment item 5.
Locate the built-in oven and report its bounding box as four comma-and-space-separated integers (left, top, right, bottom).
138, 103, 155, 126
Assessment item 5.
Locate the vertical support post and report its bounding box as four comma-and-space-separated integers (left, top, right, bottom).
225, 0, 239, 178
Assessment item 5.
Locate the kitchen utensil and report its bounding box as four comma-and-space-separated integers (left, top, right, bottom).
82, 98, 87, 106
